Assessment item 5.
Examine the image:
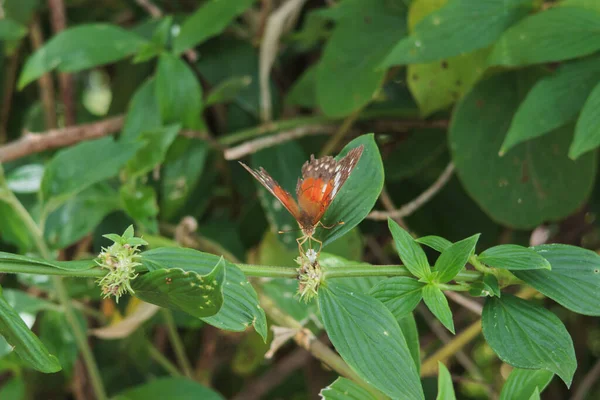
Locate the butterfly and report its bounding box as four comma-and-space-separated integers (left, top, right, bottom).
240, 145, 364, 254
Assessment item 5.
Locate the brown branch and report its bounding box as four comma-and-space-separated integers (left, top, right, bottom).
29, 14, 58, 130
0, 45, 21, 143
0, 116, 124, 162
48, 0, 76, 126
571, 358, 600, 400
224, 124, 337, 160
368, 162, 455, 221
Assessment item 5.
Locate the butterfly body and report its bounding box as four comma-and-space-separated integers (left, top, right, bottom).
240, 145, 364, 254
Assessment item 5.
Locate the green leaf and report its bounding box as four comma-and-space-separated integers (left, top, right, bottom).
388, 219, 430, 278
141, 248, 267, 340
121, 78, 162, 143
0, 18, 27, 40
449, 72, 596, 229
45, 184, 120, 249
381, 0, 534, 66
529, 388, 540, 400
422, 284, 454, 333
499, 368, 554, 400
6, 164, 44, 194
369, 277, 424, 319
18, 24, 147, 89
399, 314, 421, 375
172, 0, 255, 55
478, 244, 551, 271
0, 286, 61, 373
500, 54, 600, 154
286, 65, 317, 108
436, 362, 456, 400
434, 234, 479, 283
206, 76, 252, 106
120, 184, 159, 231
488, 6, 600, 66
0, 377, 24, 400
132, 257, 226, 319
320, 377, 378, 400
482, 294, 576, 386
41, 137, 141, 207
125, 124, 180, 178
513, 244, 600, 316
569, 81, 600, 159
155, 53, 203, 129
416, 235, 452, 253
0, 252, 94, 272
133, 16, 172, 63
320, 134, 385, 247
316, 0, 407, 117
318, 283, 424, 399
39, 310, 84, 377
114, 377, 224, 400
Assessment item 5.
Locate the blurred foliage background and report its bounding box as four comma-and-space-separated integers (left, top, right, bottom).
0, 0, 600, 399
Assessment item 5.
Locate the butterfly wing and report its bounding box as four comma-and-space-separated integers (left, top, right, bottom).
297, 145, 364, 225
239, 162, 302, 221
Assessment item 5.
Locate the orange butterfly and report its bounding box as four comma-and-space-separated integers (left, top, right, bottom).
240, 145, 364, 254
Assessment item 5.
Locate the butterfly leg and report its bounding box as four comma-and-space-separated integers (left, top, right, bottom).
296, 235, 308, 255
318, 220, 344, 230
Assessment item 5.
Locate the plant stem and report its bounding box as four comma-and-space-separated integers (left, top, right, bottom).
146, 340, 182, 377
0, 178, 108, 400
162, 309, 194, 379
323, 265, 481, 281
236, 264, 298, 278
437, 283, 470, 292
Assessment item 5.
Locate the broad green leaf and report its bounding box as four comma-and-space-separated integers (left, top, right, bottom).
141, 248, 267, 340
434, 234, 479, 283
114, 377, 224, 400
529, 388, 540, 400
316, 0, 407, 117
132, 257, 226, 319
41, 137, 141, 207
172, 0, 255, 55
121, 78, 162, 143
388, 219, 430, 278
250, 141, 306, 250
125, 124, 180, 178
514, 244, 600, 316
369, 277, 424, 319
133, 16, 172, 63
449, 72, 596, 229
321, 135, 385, 247
6, 164, 44, 194
0, 252, 94, 273
381, 0, 534, 66
155, 53, 203, 129
500, 54, 600, 154
161, 138, 208, 220
482, 294, 576, 386
488, 7, 600, 66
416, 235, 452, 253
320, 377, 378, 400
318, 283, 424, 399
0, 202, 33, 251
0, 18, 27, 40
398, 314, 421, 375
0, 286, 61, 373
120, 184, 158, 231
286, 65, 317, 108
406, 0, 487, 116
478, 244, 550, 270
436, 362, 456, 400
499, 368, 554, 400
45, 184, 120, 249
422, 284, 454, 333
18, 24, 147, 89
569, 81, 600, 159
206, 76, 252, 106
560, 0, 600, 13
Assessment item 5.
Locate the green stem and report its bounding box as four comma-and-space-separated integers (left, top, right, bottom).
236, 264, 298, 278
468, 255, 495, 275
146, 340, 182, 377
437, 283, 470, 292
0, 182, 108, 400
162, 309, 194, 379
323, 265, 481, 281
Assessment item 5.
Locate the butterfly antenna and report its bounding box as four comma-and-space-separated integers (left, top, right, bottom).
278, 227, 302, 234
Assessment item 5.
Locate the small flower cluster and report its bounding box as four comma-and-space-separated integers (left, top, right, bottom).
296, 248, 322, 302
96, 225, 147, 303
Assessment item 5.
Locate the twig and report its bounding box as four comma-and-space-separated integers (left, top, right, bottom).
319, 108, 362, 157
232, 347, 310, 400
48, 0, 76, 126
259, 0, 307, 122
571, 358, 600, 400
224, 124, 337, 160
0, 45, 21, 143
0, 116, 124, 162
445, 291, 483, 316
29, 14, 58, 130
368, 162, 455, 221
378, 185, 408, 229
